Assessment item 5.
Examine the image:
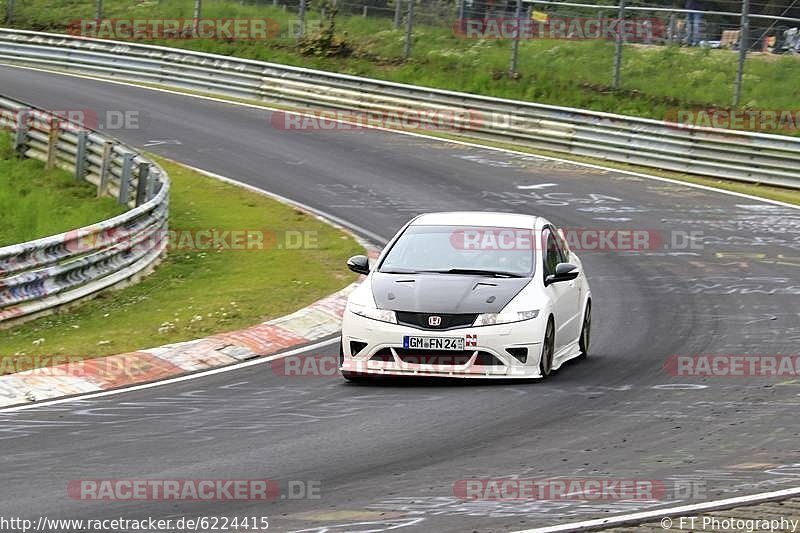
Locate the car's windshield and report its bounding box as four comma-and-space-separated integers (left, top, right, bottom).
379, 225, 535, 277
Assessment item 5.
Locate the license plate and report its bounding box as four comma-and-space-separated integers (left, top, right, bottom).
403, 336, 465, 351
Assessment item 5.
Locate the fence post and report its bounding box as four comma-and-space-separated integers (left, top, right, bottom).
135, 162, 150, 206
46, 118, 60, 170
75, 131, 88, 181
363, 5, 367, 17
394, 0, 402, 29
509, 0, 523, 75
13, 109, 28, 158
298, 0, 306, 38
612, 0, 626, 90
193, 0, 202, 36
118, 153, 134, 206
4, 0, 13, 25
733, 0, 749, 107
95, 0, 103, 20
98, 140, 114, 197
668, 12, 676, 45
404, 0, 414, 58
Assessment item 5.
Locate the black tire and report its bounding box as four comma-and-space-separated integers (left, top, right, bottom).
539, 319, 555, 379
578, 301, 591, 360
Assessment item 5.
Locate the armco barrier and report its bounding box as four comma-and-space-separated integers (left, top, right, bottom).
0, 94, 169, 325
0, 28, 798, 188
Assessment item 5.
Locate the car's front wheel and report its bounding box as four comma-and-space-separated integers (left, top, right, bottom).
578, 301, 591, 359
539, 319, 555, 379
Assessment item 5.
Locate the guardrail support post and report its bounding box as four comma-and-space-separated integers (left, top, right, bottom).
135, 162, 150, 206
404, 0, 415, 59
612, 0, 626, 90
95, 0, 103, 20
118, 153, 134, 206
75, 131, 88, 181
13, 109, 28, 158
45, 118, 60, 170
98, 140, 114, 197
733, 0, 749, 107
147, 169, 158, 201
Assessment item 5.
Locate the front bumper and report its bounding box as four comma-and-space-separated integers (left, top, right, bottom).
340, 310, 546, 379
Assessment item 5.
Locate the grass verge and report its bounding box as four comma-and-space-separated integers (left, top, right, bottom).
0, 132, 126, 247
7, 0, 800, 135
0, 156, 361, 363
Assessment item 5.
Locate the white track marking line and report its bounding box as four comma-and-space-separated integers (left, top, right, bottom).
517, 183, 558, 189
514, 485, 800, 532
0, 337, 339, 413
2, 63, 797, 212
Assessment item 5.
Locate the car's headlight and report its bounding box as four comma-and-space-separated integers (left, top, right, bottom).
347, 301, 397, 324
473, 310, 539, 326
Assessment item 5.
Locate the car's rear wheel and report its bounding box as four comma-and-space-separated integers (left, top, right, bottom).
578, 301, 591, 360
539, 319, 555, 379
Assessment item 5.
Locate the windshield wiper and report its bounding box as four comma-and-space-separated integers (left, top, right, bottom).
423, 268, 525, 278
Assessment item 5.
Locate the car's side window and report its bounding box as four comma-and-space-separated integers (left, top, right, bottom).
542, 229, 561, 277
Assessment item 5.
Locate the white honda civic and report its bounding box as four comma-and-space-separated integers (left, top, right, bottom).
339, 212, 592, 380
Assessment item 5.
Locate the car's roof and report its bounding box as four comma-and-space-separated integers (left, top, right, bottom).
410, 212, 541, 229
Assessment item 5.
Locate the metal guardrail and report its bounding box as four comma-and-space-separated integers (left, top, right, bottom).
0, 28, 797, 190
0, 93, 169, 325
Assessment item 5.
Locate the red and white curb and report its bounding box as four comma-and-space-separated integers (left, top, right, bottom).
0, 283, 354, 408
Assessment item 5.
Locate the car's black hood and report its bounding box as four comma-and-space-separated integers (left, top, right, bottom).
371, 272, 530, 314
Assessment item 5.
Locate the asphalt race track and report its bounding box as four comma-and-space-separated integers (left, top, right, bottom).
1, 65, 799, 532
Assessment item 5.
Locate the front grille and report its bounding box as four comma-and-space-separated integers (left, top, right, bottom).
395, 348, 473, 365
395, 312, 478, 330
370, 349, 395, 362
371, 348, 505, 367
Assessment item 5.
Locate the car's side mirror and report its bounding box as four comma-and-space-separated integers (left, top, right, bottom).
545, 263, 579, 286
347, 255, 370, 275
